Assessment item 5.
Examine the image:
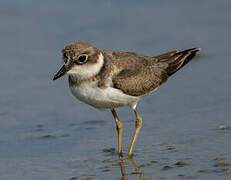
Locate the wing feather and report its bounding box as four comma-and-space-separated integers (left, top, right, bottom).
107, 48, 200, 96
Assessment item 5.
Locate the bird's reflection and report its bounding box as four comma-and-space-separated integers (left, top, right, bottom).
118, 156, 149, 180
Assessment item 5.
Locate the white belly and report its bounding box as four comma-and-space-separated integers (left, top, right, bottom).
69, 81, 140, 110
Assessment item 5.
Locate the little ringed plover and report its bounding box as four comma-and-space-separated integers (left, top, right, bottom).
53, 41, 200, 157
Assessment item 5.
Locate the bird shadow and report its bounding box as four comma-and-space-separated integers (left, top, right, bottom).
117, 156, 152, 180
75, 148, 157, 180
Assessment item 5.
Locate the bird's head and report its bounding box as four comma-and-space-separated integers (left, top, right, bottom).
53, 42, 103, 81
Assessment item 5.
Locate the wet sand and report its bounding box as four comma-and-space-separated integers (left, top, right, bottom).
1, 0, 231, 179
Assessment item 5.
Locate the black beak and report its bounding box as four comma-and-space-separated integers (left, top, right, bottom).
53, 65, 68, 80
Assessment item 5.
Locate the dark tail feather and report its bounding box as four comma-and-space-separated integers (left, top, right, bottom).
154, 48, 201, 76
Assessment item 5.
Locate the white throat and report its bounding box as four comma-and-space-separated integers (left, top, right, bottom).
68, 53, 104, 81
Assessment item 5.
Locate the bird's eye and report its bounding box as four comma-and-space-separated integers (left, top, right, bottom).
78, 54, 88, 63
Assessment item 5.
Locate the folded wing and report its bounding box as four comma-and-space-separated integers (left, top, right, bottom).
111, 48, 200, 96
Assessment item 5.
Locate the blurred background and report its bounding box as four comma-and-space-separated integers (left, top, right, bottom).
0, 0, 231, 180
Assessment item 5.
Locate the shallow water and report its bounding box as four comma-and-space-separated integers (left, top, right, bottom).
1, 0, 231, 179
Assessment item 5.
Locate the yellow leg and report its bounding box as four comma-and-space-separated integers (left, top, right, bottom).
119, 157, 127, 179
128, 108, 142, 157
111, 109, 123, 157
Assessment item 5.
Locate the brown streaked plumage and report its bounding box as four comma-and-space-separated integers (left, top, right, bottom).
53, 41, 201, 157
107, 48, 200, 96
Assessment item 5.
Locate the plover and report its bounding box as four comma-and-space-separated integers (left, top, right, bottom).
53, 42, 200, 157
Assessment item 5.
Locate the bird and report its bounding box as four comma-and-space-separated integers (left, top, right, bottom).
53, 41, 200, 157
